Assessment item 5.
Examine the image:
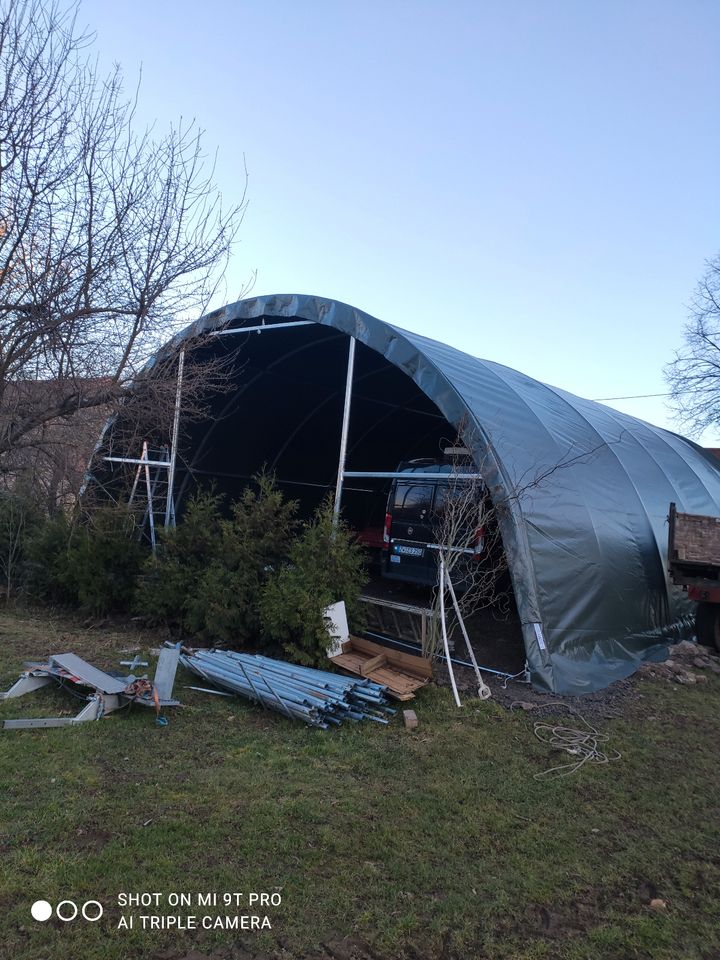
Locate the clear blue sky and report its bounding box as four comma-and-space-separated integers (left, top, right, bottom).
82, 0, 720, 441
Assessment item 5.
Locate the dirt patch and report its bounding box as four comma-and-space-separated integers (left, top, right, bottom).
151, 938, 384, 960
432, 656, 637, 723
71, 825, 113, 851
434, 638, 720, 724
0, 608, 159, 678
150, 938, 486, 960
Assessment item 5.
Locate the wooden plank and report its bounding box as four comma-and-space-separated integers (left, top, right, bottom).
331, 652, 368, 673
365, 667, 416, 692
360, 653, 387, 676
363, 669, 418, 700
384, 689, 416, 702
346, 636, 433, 679
330, 649, 430, 701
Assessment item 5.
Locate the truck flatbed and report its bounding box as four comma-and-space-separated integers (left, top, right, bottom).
668, 502, 720, 649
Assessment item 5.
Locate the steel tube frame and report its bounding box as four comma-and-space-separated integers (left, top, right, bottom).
181, 650, 393, 726
344, 472, 484, 480
210, 320, 315, 336
105, 457, 171, 468
333, 336, 356, 523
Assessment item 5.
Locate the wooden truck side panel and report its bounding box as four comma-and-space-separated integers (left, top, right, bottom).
668, 501, 720, 587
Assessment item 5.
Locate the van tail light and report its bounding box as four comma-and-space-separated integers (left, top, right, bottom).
383, 512, 392, 547
473, 525, 486, 559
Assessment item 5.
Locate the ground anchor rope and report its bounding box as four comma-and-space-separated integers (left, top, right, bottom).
512, 701, 622, 780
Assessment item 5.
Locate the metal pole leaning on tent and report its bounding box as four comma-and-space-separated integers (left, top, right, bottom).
166, 349, 185, 528
443, 565, 492, 700
128, 456, 143, 506
439, 554, 462, 707
333, 336, 356, 524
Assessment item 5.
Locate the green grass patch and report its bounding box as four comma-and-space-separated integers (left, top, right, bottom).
0, 609, 719, 959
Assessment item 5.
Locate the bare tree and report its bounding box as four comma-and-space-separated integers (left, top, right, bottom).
0, 483, 37, 599
423, 429, 612, 661
666, 253, 720, 436
424, 448, 510, 658
0, 384, 107, 511
0, 0, 246, 489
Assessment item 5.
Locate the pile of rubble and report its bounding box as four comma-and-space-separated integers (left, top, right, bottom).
637, 639, 720, 685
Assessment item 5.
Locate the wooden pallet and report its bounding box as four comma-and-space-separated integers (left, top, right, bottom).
330, 635, 432, 700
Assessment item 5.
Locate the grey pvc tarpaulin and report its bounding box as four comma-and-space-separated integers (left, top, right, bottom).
156, 294, 720, 694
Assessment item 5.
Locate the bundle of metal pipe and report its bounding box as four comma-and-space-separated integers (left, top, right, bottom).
180, 649, 396, 728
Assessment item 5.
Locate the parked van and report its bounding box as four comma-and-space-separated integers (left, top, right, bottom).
381, 456, 487, 590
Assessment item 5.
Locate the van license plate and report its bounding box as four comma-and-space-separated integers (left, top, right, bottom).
395, 545, 423, 557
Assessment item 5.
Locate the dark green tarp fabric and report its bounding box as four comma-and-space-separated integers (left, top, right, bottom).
152, 293, 720, 694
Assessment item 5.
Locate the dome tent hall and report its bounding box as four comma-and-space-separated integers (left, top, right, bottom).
97, 294, 720, 695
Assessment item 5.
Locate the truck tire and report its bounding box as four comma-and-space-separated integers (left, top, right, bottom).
695, 601, 720, 652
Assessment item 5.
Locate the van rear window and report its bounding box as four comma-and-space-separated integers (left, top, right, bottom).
432, 482, 482, 529
393, 484, 434, 523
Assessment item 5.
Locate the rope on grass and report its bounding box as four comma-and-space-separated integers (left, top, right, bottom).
511, 701, 622, 780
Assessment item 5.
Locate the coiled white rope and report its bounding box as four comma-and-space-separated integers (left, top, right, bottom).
512, 701, 622, 780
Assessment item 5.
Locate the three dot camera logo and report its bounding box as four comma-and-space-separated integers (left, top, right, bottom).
31, 899, 103, 923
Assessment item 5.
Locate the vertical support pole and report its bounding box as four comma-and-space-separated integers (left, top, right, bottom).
444, 564, 491, 700
439, 554, 461, 707
333, 336, 356, 524
166, 349, 185, 528
141, 449, 163, 539
142, 441, 156, 553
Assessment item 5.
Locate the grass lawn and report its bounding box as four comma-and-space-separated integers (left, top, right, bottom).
0, 608, 719, 960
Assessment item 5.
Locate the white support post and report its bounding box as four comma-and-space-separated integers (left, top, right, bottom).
166, 349, 185, 527
439, 554, 462, 707
333, 337, 356, 524
444, 565, 491, 700
105, 457, 171, 468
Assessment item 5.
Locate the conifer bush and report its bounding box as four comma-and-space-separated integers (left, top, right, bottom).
136, 489, 224, 633
63, 504, 144, 615
260, 497, 366, 665
138, 475, 299, 644
194, 475, 299, 645
25, 510, 76, 606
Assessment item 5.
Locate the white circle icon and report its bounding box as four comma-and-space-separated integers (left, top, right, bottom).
82, 900, 103, 922
31, 900, 52, 922
56, 900, 78, 922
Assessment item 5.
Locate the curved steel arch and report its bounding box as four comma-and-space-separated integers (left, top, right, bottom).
152, 293, 720, 693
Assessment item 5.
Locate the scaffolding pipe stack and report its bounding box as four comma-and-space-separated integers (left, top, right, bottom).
180, 649, 395, 728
